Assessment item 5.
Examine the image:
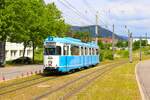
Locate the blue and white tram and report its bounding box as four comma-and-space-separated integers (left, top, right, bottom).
43, 36, 99, 73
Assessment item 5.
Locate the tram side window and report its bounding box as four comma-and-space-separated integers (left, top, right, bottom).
44, 46, 61, 55
71, 45, 79, 55
89, 48, 91, 55
81, 47, 84, 55
92, 48, 95, 55
85, 47, 88, 55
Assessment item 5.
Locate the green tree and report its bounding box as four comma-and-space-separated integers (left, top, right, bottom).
116, 40, 128, 48
0, 0, 69, 64
98, 41, 104, 49
29, 2, 69, 62
0, 0, 18, 66
133, 40, 147, 50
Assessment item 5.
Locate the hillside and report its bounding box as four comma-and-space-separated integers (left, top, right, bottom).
71, 25, 127, 40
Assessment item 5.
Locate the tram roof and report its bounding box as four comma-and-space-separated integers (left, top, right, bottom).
44, 36, 99, 48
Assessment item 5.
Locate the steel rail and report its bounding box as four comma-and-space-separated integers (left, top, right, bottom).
34, 61, 127, 100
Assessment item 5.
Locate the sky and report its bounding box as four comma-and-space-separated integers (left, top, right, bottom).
44, 0, 150, 37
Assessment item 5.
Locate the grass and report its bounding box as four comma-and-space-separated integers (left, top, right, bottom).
71, 62, 141, 100
1, 53, 150, 99
0, 61, 123, 99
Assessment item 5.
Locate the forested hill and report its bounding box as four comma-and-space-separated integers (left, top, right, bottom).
71, 25, 127, 40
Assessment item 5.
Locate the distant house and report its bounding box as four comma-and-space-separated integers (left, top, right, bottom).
98, 37, 118, 44
99, 38, 113, 44
5, 42, 33, 61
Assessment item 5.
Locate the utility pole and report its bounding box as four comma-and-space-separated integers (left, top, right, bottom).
129, 32, 133, 63
128, 29, 130, 52
125, 25, 132, 63
140, 36, 142, 61
95, 11, 98, 44
145, 33, 147, 46
112, 24, 115, 59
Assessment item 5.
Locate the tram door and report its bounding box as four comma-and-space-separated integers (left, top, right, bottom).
63, 45, 69, 71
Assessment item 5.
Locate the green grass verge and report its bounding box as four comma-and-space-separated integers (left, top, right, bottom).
34, 48, 43, 64
72, 62, 140, 100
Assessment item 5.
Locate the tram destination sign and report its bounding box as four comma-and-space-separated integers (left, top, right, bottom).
46, 42, 56, 46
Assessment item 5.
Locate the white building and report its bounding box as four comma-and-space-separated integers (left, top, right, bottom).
5, 42, 33, 61
133, 37, 150, 44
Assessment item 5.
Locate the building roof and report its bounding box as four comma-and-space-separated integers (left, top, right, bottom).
99, 38, 113, 43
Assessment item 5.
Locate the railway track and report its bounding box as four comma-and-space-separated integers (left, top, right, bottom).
34, 61, 127, 100
0, 63, 105, 96
62, 61, 127, 100
0, 75, 43, 90
0, 76, 57, 96
0, 62, 116, 95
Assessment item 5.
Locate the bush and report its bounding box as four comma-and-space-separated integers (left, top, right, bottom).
105, 52, 114, 60
100, 50, 114, 61
99, 52, 104, 61
116, 50, 129, 58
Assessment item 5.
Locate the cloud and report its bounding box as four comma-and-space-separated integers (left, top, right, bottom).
44, 0, 150, 36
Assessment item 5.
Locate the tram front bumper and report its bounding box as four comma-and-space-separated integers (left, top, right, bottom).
44, 67, 59, 73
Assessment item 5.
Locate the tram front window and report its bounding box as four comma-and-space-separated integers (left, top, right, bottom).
44, 46, 61, 55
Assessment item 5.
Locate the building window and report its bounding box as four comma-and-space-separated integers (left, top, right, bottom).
19, 50, 23, 56
11, 50, 17, 57
27, 50, 31, 56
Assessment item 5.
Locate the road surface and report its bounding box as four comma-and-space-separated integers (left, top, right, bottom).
136, 60, 150, 100
0, 65, 43, 81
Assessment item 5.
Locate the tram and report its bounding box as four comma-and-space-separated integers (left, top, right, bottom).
43, 36, 99, 73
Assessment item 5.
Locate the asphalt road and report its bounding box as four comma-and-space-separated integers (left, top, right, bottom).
0, 65, 43, 81
137, 60, 150, 100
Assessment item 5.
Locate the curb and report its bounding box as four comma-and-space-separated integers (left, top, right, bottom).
135, 62, 149, 100
0, 70, 43, 83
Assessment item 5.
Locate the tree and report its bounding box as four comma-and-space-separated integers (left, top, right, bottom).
133, 40, 148, 50
116, 40, 128, 48
0, 0, 17, 66
98, 41, 104, 49
28, 2, 69, 62
0, 0, 70, 64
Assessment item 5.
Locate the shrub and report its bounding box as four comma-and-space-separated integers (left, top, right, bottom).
100, 50, 114, 61
105, 52, 114, 60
